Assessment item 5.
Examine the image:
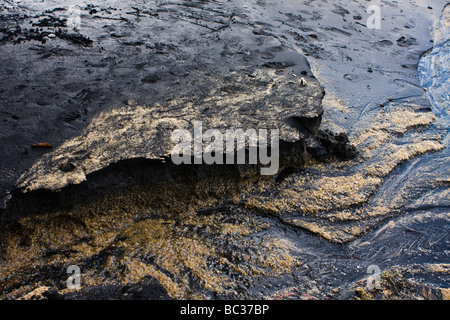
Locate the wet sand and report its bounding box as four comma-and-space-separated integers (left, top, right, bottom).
0, 0, 448, 300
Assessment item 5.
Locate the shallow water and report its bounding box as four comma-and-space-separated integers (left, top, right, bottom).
419, 3, 450, 122
0, 0, 449, 300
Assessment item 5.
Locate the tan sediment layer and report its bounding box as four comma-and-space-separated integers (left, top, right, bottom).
16, 66, 322, 193
354, 265, 450, 300
236, 103, 444, 242
0, 176, 302, 299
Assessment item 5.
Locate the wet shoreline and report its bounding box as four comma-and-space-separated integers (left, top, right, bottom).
0, 0, 448, 300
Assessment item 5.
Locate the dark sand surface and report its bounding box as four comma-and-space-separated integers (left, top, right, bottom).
0, 0, 448, 300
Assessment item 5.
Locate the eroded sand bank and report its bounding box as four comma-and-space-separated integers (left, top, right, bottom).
0, 0, 448, 300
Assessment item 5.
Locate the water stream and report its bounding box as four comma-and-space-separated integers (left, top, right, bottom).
0, 0, 448, 300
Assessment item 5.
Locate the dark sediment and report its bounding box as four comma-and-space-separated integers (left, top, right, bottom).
0, 0, 448, 300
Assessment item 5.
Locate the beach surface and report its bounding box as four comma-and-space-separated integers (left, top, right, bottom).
0, 0, 448, 300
